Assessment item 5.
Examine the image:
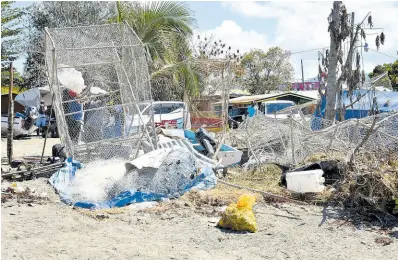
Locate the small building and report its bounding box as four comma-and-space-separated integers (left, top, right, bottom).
213, 90, 320, 111
1, 87, 25, 115
192, 88, 251, 112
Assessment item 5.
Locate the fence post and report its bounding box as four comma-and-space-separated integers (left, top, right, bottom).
290, 110, 295, 164
7, 62, 14, 165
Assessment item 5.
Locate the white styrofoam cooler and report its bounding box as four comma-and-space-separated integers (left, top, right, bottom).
286, 169, 325, 193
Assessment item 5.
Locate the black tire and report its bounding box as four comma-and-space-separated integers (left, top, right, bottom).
202, 139, 215, 157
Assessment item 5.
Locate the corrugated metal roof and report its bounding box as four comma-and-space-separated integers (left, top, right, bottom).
225, 91, 320, 105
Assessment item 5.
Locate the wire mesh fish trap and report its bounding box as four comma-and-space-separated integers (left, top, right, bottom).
228, 112, 398, 167
45, 22, 156, 163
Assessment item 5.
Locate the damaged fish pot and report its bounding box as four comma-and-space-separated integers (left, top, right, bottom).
160, 128, 243, 168
49, 147, 218, 210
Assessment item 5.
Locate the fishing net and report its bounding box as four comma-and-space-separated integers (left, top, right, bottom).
45, 22, 156, 163
228, 112, 398, 167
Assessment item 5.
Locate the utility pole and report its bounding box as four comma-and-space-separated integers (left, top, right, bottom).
7, 62, 14, 164
301, 59, 305, 90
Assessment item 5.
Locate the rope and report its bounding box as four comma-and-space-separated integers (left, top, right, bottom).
290, 47, 328, 55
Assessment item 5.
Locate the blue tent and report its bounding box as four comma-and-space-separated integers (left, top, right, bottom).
315, 90, 398, 120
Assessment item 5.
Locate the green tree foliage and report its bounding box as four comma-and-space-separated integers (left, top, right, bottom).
113, 1, 201, 101
1, 1, 24, 67
112, 1, 194, 63
1, 68, 24, 88
240, 47, 293, 94
368, 60, 398, 91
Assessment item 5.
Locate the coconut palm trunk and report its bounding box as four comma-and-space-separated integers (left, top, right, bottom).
324, 2, 341, 121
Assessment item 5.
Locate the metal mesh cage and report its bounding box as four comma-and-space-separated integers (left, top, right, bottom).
229, 112, 398, 167
45, 22, 156, 163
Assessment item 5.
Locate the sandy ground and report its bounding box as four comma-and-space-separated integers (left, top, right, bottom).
1, 137, 60, 163
1, 138, 398, 260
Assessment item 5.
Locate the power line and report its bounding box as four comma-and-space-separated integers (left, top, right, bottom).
367, 48, 397, 60
290, 47, 328, 55
290, 45, 397, 61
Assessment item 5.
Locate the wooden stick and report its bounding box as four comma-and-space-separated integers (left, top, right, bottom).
349, 116, 377, 164
7, 62, 14, 165
218, 179, 308, 205
254, 211, 302, 220
40, 94, 55, 164
289, 111, 295, 164
327, 121, 339, 151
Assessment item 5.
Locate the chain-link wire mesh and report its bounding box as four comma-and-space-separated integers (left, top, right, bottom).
228, 112, 398, 167
45, 22, 156, 163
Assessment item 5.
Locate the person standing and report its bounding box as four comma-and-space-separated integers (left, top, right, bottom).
247, 101, 258, 118
36, 100, 48, 136
84, 99, 104, 142
62, 89, 83, 144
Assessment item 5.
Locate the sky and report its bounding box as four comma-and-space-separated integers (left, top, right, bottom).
10, 1, 398, 81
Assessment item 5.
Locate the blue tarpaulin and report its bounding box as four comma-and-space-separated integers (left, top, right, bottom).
49, 158, 217, 210
315, 90, 398, 120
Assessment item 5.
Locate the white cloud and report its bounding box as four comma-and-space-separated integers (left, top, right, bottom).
213, 1, 398, 79
193, 20, 269, 54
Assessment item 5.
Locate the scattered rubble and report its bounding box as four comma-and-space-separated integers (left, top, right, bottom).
1, 182, 49, 204
225, 112, 398, 223
374, 236, 393, 246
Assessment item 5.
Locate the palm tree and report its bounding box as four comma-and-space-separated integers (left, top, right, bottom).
153, 37, 206, 102
112, 1, 202, 101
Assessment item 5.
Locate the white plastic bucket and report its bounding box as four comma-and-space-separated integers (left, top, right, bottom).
286, 169, 325, 193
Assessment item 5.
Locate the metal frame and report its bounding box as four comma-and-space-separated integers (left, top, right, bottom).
44, 23, 156, 162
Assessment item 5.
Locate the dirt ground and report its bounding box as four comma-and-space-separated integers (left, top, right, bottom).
1, 137, 60, 163
1, 138, 398, 260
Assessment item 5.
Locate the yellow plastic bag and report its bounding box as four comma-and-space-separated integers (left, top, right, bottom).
217, 194, 257, 233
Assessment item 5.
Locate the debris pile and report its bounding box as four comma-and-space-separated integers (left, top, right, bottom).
227, 112, 398, 221
229, 113, 398, 167
1, 182, 48, 204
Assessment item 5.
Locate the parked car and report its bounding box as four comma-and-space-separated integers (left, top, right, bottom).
260, 100, 300, 119
125, 101, 191, 134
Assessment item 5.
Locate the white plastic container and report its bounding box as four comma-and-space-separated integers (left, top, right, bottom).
285, 169, 325, 193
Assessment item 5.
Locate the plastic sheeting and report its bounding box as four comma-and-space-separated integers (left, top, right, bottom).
316, 90, 398, 120
49, 155, 217, 210
15, 87, 53, 108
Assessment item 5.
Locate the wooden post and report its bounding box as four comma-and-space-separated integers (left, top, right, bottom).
327, 121, 339, 151
290, 110, 295, 164
40, 94, 55, 164
7, 62, 14, 164
301, 59, 305, 89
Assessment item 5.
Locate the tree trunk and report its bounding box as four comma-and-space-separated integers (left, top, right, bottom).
7, 63, 14, 164
183, 86, 189, 129
324, 1, 341, 121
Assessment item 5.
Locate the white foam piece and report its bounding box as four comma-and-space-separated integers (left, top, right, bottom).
125, 148, 173, 171
286, 169, 325, 193
57, 65, 86, 94
90, 86, 108, 95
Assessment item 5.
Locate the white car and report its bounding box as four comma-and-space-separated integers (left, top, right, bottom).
260, 100, 301, 120
1, 114, 38, 137
125, 101, 191, 134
